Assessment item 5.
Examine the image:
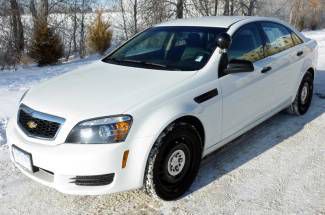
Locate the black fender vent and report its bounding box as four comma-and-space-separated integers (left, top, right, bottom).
194, 89, 219, 104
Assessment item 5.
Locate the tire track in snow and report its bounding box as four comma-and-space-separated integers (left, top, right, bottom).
0, 118, 7, 145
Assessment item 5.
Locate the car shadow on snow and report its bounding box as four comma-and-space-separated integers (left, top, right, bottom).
186, 69, 325, 197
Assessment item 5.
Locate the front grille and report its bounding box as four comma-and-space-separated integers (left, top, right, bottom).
70, 174, 115, 186
18, 104, 65, 140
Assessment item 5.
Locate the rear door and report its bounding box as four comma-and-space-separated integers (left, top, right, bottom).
258, 22, 304, 105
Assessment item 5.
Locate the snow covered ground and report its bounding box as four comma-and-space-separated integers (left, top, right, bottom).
0, 30, 325, 214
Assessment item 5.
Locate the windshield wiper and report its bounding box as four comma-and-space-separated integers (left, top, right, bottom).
106, 58, 181, 71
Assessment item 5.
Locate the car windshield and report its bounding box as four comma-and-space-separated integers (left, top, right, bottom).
103, 26, 227, 71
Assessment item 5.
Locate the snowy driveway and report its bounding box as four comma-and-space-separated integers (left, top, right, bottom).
0, 31, 325, 214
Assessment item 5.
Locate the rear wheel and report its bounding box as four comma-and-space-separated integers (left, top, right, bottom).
143, 122, 202, 201
287, 71, 314, 115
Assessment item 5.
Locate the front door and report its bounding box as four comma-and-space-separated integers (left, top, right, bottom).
220, 23, 271, 139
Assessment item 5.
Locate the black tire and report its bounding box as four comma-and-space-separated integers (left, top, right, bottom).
143, 122, 202, 201
287, 71, 314, 115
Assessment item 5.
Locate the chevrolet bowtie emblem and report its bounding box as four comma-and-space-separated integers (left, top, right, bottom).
27, 121, 38, 129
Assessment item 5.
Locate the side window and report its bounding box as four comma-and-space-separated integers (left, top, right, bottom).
291, 31, 304, 45
228, 24, 264, 62
261, 22, 295, 57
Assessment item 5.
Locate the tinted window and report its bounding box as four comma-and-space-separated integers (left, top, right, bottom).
261, 22, 295, 56
103, 27, 227, 71
291, 31, 304, 45
228, 24, 264, 62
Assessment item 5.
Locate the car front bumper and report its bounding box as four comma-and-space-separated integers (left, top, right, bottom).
6, 119, 153, 195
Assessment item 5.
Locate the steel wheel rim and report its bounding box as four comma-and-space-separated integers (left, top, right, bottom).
301, 82, 309, 105
167, 149, 186, 176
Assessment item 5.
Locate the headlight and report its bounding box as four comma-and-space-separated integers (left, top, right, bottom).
65, 115, 132, 144
20, 89, 29, 102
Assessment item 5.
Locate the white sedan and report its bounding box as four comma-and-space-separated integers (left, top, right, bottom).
7, 16, 318, 200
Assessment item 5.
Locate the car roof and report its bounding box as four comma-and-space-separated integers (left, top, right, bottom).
155, 16, 283, 28
156, 16, 249, 28
155, 16, 307, 43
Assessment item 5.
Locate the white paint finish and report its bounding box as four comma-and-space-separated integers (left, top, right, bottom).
156, 16, 249, 28
24, 61, 197, 121
5, 17, 318, 195
219, 57, 273, 139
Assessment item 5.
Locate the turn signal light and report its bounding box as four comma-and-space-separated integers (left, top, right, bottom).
122, 150, 129, 169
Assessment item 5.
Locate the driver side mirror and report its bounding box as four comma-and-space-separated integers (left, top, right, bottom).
217, 33, 232, 50
225, 59, 254, 74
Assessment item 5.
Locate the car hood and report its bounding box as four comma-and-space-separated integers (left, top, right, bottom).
23, 61, 196, 121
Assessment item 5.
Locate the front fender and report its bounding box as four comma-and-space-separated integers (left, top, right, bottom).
124, 97, 203, 187
123, 73, 222, 188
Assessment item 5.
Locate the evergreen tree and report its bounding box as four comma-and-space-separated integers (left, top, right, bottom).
29, 20, 64, 66
87, 10, 113, 55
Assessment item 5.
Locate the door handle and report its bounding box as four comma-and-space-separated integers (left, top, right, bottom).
261, 66, 272, 74
297, 51, 304, 56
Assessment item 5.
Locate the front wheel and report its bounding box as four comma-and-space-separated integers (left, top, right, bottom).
143, 122, 202, 201
287, 71, 314, 115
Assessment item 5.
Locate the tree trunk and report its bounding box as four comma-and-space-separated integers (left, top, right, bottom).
72, 0, 77, 53
197, 0, 209, 16
120, 0, 129, 40
230, 0, 234, 15
29, 0, 37, 24
10, 0, 24, 53
223, 0, 229, 15
176, 0, 184, 18
289, 0, 304, 30
247, 0, 256, 16
79, 0, 86, 58
40, 0, 49, 21
30, 0, 48, 25
214, 0, 219, 15
72, 14, 77, 52
133, 0, 138, 33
